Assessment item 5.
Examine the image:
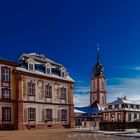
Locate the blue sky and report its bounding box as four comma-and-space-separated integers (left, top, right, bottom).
0, 0, 140, 106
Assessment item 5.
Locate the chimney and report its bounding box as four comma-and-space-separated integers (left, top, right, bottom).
124, 96, 127, 100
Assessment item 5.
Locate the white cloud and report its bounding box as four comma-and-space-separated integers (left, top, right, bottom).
74, 93, 90, 107
107, 77, 140, 103
74, 84, 90, 106
74, 76, 140, 106
74, 85, 90, 93
120, 66, 140, 71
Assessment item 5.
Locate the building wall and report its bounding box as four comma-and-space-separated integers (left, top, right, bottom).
0, 63, 16, 125
23, 103, 69, 124
0, 103, 15, 124
0, 57, 74, 130
15, 73, 74, 129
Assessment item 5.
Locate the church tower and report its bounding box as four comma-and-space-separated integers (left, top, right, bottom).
90, 48, 107, 110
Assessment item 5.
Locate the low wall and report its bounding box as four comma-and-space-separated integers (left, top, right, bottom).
99, 122, 140, 131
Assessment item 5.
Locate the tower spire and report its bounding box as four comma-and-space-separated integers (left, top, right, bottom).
93, 44, 104, 76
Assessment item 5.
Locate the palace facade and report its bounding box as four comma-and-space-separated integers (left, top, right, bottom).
0, 53, 75, 130
103, 97, 140, 122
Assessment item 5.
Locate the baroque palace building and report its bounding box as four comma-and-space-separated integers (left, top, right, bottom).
0, 53, 75, 130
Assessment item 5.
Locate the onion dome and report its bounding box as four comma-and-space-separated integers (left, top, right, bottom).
93, 47, 104, 76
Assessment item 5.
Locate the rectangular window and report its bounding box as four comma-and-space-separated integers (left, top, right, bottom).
105, 114, 108, 120
45, 85, 52, 98
60, 88, 66, 99
115, 104, 119, 109
28, 108, 36, 121
46, 68, 51, 74
2, 107, 11, 121
29, 63, 34, 71
28, 82, 35, 96
128, 114, 131, 121
46, 109, 53, 121
61, 109, 67, 121
108, 105, 112, 109
111, 113, 115, 121
61, 72, 65, 78
2, 89, 11, 99
136, 105, 139, 109
130, 104, 134, 109
134, 114, 137, 119
117, 113, 121, 121
1, 67, 10, 82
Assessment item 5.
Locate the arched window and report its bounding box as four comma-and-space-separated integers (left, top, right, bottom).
101, 79, 104, 90
102, 96, 105, 104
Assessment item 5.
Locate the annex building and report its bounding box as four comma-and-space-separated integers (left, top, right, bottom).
0, 53, 75, 130
75, 48, 140, 130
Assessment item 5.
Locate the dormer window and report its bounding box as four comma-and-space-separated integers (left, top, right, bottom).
26, 58, 35, 71
61, 71, 65, 78
60, 67, 66, 78
45, 63, 51, 75
46, 68, 51, 74
29, 63, 34, 71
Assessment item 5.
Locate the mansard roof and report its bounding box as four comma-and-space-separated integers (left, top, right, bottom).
19, 53, 63, 67
74, 106, 101, 114
109, 97, 140, 105
17, 52, 75, 83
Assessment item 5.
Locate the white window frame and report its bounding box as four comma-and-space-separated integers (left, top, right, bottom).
26, 58, 35, 71
2, 67, 10, 82
45, 63, 52, 75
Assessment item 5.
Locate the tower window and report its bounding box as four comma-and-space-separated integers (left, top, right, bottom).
102, 96, 105, 104
101, 79, 104, 90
